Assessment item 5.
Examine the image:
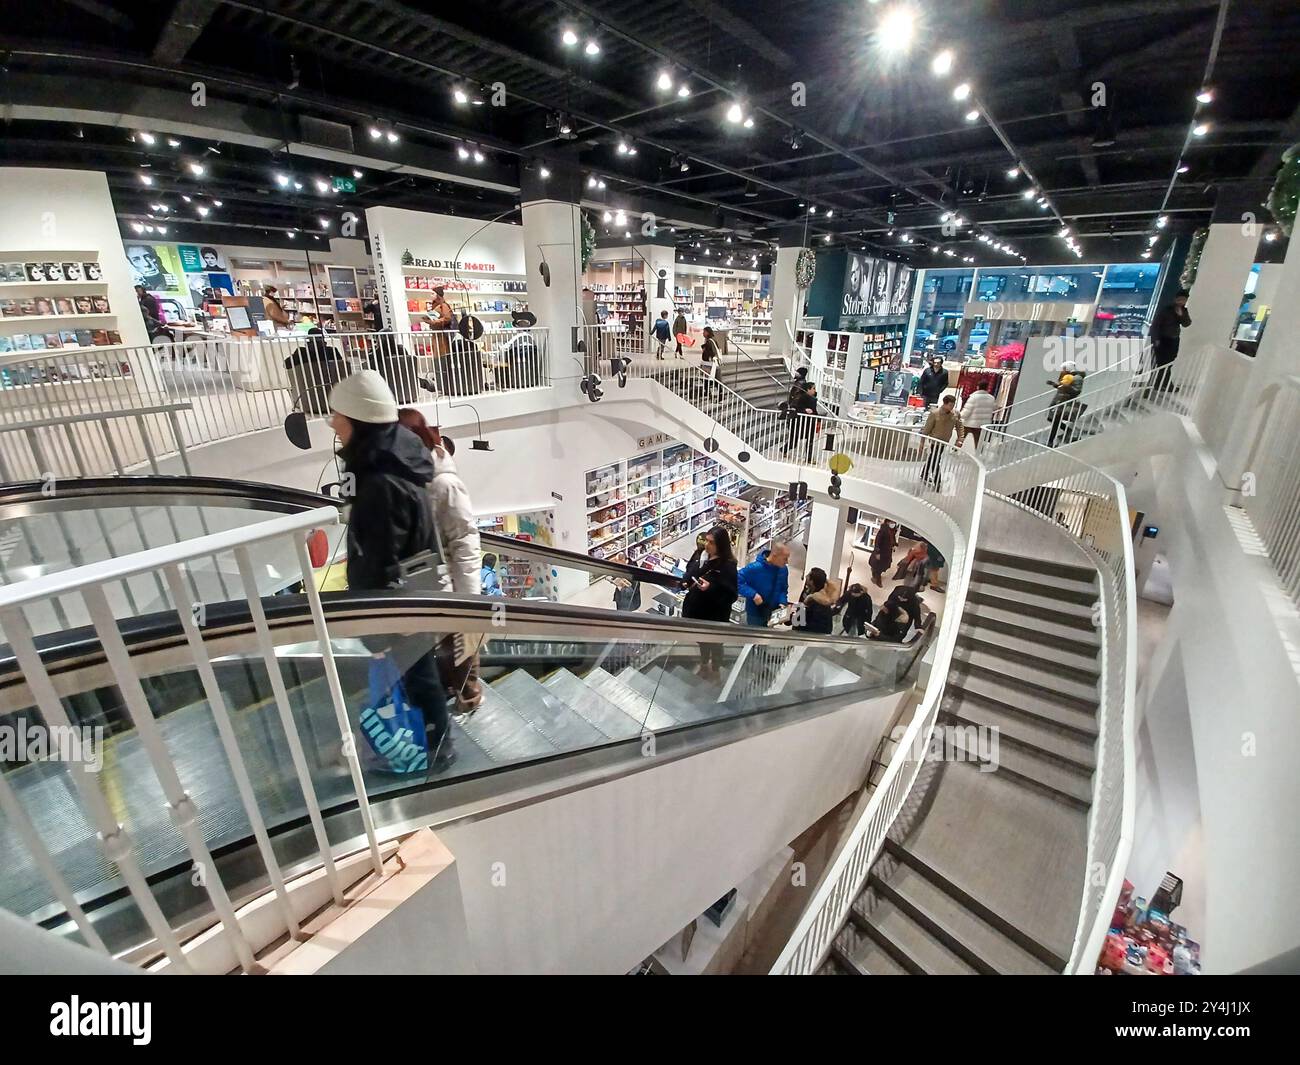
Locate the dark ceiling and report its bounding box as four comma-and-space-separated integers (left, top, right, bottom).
2, 0, 1297, 267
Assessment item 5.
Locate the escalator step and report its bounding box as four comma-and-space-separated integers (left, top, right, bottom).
457, 685, 557, 763
491, 670, 612, 750
541, 669, 645, 740
617, 665, 717, 724
582, 667, 679, 732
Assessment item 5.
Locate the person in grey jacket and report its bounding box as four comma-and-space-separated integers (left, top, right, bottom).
398, 408, 485, 712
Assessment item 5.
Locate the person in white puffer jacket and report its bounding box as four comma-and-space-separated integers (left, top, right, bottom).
398, 408, 485, 712
959, 380, 996, 449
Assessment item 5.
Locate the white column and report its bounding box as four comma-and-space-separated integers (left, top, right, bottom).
635, 242, 676, 340
804, 499, 849, 579
768, 243, 805, 355
1248, 232, 1300, 386
1182, 221, 1259, 353
521, 198, 584, 390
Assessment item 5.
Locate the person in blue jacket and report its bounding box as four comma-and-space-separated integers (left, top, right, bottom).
481, 552, 504, 596
737, 543, 791, 626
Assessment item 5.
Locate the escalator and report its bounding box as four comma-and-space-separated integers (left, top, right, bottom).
0, 477, 931, 961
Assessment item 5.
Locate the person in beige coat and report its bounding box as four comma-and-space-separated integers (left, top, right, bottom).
920, 395, 963, 490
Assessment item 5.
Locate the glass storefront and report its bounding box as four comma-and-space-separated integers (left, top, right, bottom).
1091, 263, 1161, 337
910, 268, 974, 357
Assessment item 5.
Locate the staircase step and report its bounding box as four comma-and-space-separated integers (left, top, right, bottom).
457, 685, 557, 763
874, 864, 1056, 975
961, 599, 1100, 650
970, 561, 1097, 606
858, 895, 980, 975
949, 645, 1099, 711
941, 693, 1097, 769
966, 587, 1096, 632
540, 668, 646, 741
955, 627, 1099, 684
940, 718, 1093, 808
582, 667, 679, 732
946, 670, 1098, 737
974, 547, 1096, 585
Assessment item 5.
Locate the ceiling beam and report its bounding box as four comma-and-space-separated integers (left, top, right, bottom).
152, 0, 222, 64
677, 0, 796, 70
55, 0, 133, 30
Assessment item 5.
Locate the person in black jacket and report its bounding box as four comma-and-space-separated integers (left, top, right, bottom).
918, 355, 949, 407
793, 567, 842, 635
838, 583, 875, 636
871, 585, 923, 643
682, 532, 708, 582
1148, 289, 1191, 394
784, 381, 820, 462
681, 524, 738, 678
330, 369, 453, 768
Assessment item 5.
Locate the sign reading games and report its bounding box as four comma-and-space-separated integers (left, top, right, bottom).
400, 249, 497, 272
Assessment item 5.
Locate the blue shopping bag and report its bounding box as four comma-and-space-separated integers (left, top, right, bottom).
358, 654, 429, 773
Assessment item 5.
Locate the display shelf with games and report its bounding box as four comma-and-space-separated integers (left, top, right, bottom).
746, 489, 811, 559
476, 511, 557, 600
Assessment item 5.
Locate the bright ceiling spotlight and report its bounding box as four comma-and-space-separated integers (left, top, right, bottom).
584, 39, 600, 56
315, 179, 330, 193
369, 126, 383, 139
943, 248, 955, 256
293, 181, 302, 190
1059, 226, 1070, 237
965, 109, 979, 122
1148, 234, 1159, 245
286, 230, 296, 238
677, 83, 691, 98
275, 172, 290, 187
878, 5, 916, 54
539, 166, 551, 179
656, 71, 673, 91
726, 102, 743, 123
1156, 215, 1168, 228
1177, 164, 1190, 174
1265, 231, 1278, 242
319, 217, 331, 229
617, 140, 630, 154
156, 225, 167, 235
353, 168, 364, 179
940, 211, 951, 222
139, 173, 154, 185
212, 199, 222, 207
1006, 166, 1020, 179
825, 209, 834, 218
615, 211, 627, 225
196, 205, 209, 217
473, 149, 485, 163
1196, 88, 1214, 104
1142, 250, 1152, 259
130, 221, 144, 233
182, 194, 192, 202
454, 87, 469, 104
562, 28, 578, 46
386, 130, 399, 143
931, 49, 954, 76
167, 138, 180, 148
1023, 187, 1037, 199
953, 82, 972, 101
597, 179, 606, 189
138, 131, 156, 145
188, 162, 206, 176
603, 210, 612, 221
824, 233, 832, 243
743, 115, 755, 129
458, 145, 470, 160
1192, 123, 1209, 137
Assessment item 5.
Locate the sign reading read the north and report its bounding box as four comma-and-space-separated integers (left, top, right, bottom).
400, 249, 496, 271
332, 176, 357, 193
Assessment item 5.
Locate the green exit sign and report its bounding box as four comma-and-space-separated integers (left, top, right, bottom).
332, 176, 356, 193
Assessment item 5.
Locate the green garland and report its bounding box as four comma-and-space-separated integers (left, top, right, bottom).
1266, 142, 1300, 237
581, 212, 597, 271
795, 248, 817, 288
1180, 227, 1208, 290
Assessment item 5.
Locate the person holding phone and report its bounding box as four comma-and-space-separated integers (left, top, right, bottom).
681, 525, 738, 679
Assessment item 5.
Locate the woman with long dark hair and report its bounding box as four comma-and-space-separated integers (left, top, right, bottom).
794, 567, 841, 635
681, 525, 738, 679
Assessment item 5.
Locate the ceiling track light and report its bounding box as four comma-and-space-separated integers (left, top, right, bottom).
953, 82, 972, 101
1006, 166, 1020, 179
584, 39, 600, 56
931, 49, 954, 76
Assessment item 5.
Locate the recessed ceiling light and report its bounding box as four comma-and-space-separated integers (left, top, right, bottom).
656, 71, 673, 91
458, 146, 470, 160
138, 131, 156, 145
286, 230, 296, 238
677, 84, 690, 98
275, 172, 290, 187
965, 109, 980, 122
319, 217, 330, 229
454, 88, 469, 104
139, 173, 153, 185
473, 149, 484, 162
1023, 187, 1037, 199
196, 205, 209, 216
167, 138, 180, 148
386, 130, 399, 143
953, 82, 972, 101
212, 200, 222, 207
315, 179, 330, 193
293, 181, 302, 191
539, 166, 551, 179
369, 126, 383, 139
1177, 164, 1190, 174
879, 6, 916, 53
1006, 166, 1020, 179
188, 162, 206, 176
561, 28, 578, 46
1192, 123, 1209, 137
1196, 89, 1214, 104
603, 210, 612, 222
353, 169, 364, 179
931, 49, 954, 76
726, 102, 743, 123
584, 39, 600, 56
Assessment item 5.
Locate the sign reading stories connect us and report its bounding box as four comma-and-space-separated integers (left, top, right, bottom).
841, 252, 914, 322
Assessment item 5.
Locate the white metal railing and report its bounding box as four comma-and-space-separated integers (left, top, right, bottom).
998, 341, 1217, 447
0, 328, 550, 480
1238, 375, 1300, 606
0, 404, 194, 482
977, 428, 1137, 974
0, 505, 382, 973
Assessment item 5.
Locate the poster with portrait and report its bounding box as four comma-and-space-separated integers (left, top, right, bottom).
872, 260, 895, 316
126, 244, 186, 295
890, 264, 915, 318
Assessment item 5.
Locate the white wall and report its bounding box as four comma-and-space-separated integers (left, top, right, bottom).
0, 167, 149, 349
437, 689, 904, 973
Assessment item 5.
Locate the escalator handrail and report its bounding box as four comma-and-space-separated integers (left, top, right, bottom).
0, 475, 686, 591
0, 590, 929, 692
